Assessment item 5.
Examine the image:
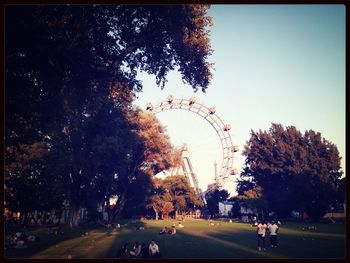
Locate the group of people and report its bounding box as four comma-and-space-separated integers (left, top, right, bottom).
106, 223, 121, 235
159, 222, 184, 235
47, 226, 63, 235
256, 220, 279, 251
302, 225, 317, 231
116, 222, 186, 258
116, 239, 161, 258
159, 225, 176, 235
6, 231, 39, 249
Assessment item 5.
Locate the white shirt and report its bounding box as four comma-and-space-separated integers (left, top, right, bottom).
149, 243, 159, 255
268, 223, 279, 235
257, 223, 267, 237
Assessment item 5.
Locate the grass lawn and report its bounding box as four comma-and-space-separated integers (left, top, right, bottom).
4, 219, 346, 259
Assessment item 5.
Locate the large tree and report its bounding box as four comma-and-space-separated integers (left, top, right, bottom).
240, 123, 343, 221
108, 109, 176, 220
5, 5, 213, 226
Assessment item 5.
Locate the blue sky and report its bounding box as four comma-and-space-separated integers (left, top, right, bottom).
134, 5, 345, 195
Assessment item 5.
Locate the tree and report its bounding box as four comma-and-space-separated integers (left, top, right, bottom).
146, 175, 204, 220
162, 175, 204, 218
162, 202, 174, 219
227, 197, 241, 218
127, 109, 175, 177
205, 189, 229, 216
103, 108, 176, 221
5, 140, 65, 225
5, 5, 213, 226
146, 177, 165, 220
240, 123, 343, 221
237, 186, 268, 220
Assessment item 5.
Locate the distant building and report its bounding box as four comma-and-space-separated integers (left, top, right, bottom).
323, 202, 346, 220
218, 200, 256, 221
218, 201, 235, 217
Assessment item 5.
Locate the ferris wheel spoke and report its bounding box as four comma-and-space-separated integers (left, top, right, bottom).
146, 96, 239, 188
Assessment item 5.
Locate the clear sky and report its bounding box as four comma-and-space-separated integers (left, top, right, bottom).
134, 5, 346, 196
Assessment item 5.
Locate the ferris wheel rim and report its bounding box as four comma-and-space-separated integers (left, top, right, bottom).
145, 96, 238, 187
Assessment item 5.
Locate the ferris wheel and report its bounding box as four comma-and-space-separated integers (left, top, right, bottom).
145, 95, 239, 188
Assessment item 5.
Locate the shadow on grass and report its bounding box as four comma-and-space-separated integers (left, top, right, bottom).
4, 224, 111, 258
110, 222, 274, 259
206, 227, 346, 259
4, 220, 148, 259
4, 220, 346, 259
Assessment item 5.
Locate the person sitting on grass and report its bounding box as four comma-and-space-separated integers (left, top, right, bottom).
178, 222, 184, 228
15, 237, 27, 249
170, 225, 176, 235
302, 225, 317, 231
159, 226, 168, 235
54, 227, 62, 235
27, 235, 39, 242
149, 239, 161, 258
10, 234, 18, 247
129, 241, 142, 257
117, 243, 130, 258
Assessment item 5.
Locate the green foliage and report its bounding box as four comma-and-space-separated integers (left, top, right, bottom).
162, 202, 174, 219
236, 186, 268, 219
5, 5, 213, 223
146, 175, 203, 219
6, 5, 212, 93
240, 123, 343, 221
205, 189, 229, 216
128, 109, 175, 176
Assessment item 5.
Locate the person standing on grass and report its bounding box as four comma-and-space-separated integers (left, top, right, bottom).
268, 220, 279, 248
256, 220, 267, 251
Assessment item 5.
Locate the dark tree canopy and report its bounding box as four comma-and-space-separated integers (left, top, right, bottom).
239, 123, 343, 221
5, 5, 212, 94
5, 4, 213, 226
205, 189, 229, 216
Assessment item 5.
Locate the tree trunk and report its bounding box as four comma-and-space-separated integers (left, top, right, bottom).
153, 207, 159, 220
21, 211, 28, 226
106, 206, 113, 224
68, 203, 80, 228
175, 210, 178, 219
111, 191, 127, 222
